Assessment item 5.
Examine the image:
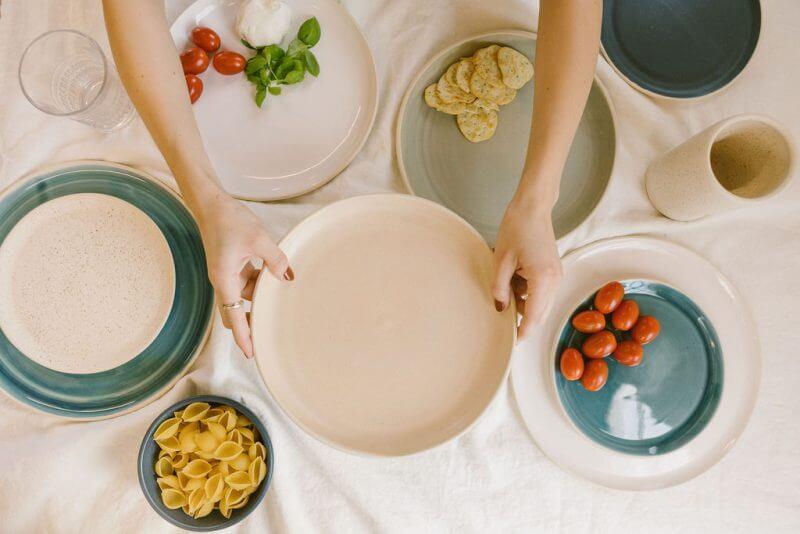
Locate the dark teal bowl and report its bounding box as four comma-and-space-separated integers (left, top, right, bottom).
555, 280, 723, 455
138, 395, 274, 531
0, 163, 214, 418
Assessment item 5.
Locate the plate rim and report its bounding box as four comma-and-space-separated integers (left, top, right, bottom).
395, 29, 619, 243
250, 192, 516, 457
0, 159, 214, 420
510, 235, 761, 490
599, 0, 764, 101
170, 0, 380, 202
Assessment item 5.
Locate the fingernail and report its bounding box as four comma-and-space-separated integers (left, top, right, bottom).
495, 300, 505, 312
283, 267, 294, 281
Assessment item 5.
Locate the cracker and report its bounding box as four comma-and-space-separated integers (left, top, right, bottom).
437, 63, 474, 104
456, 110, 498, 143
466, 98, 499, 113
455, 59, 475, 93
497, 47, 533, 89
472, 45, 504, 88
424, 83, 466, 115
469, 72, 516, 105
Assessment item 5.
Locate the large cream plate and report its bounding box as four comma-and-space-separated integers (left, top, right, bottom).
251, 194, 516, 456
511, 237, 760, 489
171, 0, 378, 201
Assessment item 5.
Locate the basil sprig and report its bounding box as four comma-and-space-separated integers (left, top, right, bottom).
243, 17, 322, 108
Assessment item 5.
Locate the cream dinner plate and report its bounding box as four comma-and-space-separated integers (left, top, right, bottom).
171, 0, 378, 201
251, 194, 516, 456
511, 237, 760, 490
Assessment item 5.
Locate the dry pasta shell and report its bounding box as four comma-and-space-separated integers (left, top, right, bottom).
218, 411, 237, 432
248, 442, 267, 461
171, 453, 189, 470
158, 448, 174, 459
238, 427, 255, 445
161, 488, 187, 510
473, 44, 504, 88
207, 421, 228, 443
214, 441, 244, 462
248, 456, 267, 486
203, 408, 224, 422
157, 475, 180, 491
227, 429, 243, 446
183, 459, 213, 479
155, 457, 174, 477
156, 436, 182, 453
497, 46, 533, 89
194, 431, 218, 453
228, 452, 251, 472
230, 495, 249, 510
194, 500, 215, 519
205, 473, 226, 503
235, 414, 252, 427
224, 486, 246, 507
187, 487, 205, 515
192, 450, 216, 461
423, 83, 466, 115
219, 498, 232, 519
455, 59, 475, 93
154, 417, 182, 441
173, 410, 184, 419
225, 471, 253, 491
182, 402, 211, 422
456, 110, 498, 143
184, 477, 204, 492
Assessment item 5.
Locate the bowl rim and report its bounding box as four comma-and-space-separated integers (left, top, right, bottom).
137, 394, 274, 531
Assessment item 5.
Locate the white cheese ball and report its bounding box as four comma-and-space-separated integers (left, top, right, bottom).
237, 0, 293, 47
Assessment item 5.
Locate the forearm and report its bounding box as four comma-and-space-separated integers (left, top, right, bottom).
102, 0, 223, 217
516, 0, 602, 209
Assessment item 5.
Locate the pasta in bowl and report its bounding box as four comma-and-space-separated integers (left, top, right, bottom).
138, 395, 274, 531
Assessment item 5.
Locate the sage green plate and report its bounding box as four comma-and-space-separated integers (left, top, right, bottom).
397, 30, 616, 245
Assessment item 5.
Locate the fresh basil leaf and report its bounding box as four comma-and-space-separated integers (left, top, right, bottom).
246, 56, 267, 74
276, 58, 295, 79
298, 17, 321, 47
268, 86, 282, 96
284, 68, 304, 85
246, 72, 261, 84
303, 50, 320, 76
255, 87, 267, 108
241, 38, 256, 50
287, 38, 307, 58
259, 68, 269, 84
261, 44, 284, 62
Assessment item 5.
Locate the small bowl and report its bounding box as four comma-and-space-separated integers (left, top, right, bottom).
137, 395, 274, 531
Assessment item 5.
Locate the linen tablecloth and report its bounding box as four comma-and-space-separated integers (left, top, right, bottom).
0, 0, 798, 532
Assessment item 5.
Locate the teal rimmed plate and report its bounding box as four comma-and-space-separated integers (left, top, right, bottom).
555, 280, 723, 456
0, 162, 214, 418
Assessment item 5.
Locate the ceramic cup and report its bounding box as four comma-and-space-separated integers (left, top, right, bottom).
646, 114, 794, 221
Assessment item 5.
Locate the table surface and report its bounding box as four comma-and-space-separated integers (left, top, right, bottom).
0, 1, 799, 532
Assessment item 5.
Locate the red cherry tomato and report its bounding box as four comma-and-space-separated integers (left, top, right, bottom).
632, 316, 661, 345
582, 330, 617, 359
571, 310, 606, 334
185, 74, 203, 104
613, 340, 644, 366
612, 300, 639, 331
191, 26, 221, 53
213, 51, 246, 75
581, 359, 608, 391
560, 348, 585, 381
180, 47, 210, 75
594, 281, 624, 314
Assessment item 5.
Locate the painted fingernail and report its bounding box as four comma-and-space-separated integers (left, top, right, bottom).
283, 267, 295, 281
495, 300, 505, 312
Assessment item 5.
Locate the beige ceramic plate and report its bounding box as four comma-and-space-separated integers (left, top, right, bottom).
251, 194, 515, 456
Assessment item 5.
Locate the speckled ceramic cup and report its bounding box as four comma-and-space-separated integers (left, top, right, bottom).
646, 114, 794, 221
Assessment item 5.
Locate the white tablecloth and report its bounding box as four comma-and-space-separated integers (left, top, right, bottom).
1, 0, 799, 532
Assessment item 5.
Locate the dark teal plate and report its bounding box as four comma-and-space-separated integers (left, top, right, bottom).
0, 163, 214, 418
602, 0, 761, 98
555, 281, 723, 455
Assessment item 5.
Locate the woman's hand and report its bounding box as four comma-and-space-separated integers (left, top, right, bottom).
492, 197, 562, 341
196, 193, 293, 358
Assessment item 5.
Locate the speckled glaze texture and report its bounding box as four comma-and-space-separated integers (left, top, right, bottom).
646, 114, 794, 221
0, 163, 214, 418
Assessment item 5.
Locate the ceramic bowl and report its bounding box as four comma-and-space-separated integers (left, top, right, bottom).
137, 395, 274, 532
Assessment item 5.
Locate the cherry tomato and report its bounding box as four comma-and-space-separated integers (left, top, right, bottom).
185, 74, 203, 104
611, 300, 639, 331
560, 348, 585, 381
632, 316, 661, 345
594, 281, 624, 314
613, 340, 643, 366
191, 26, 221, 53
180, 47, 210, 75
213, 51, 246, 75
581, 359, 608, 391
581, 330, 617, 359
571, 310, 606, 334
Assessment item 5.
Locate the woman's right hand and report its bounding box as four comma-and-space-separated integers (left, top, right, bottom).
195, 192, 293, 358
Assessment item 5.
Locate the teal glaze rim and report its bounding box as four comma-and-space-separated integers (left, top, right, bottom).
138, 395, 274, 531
553, 280, 724, 456
0, 163, 214, 418
600, 0, 762, 100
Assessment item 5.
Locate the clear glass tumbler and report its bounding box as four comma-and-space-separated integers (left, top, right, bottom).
19, 30, 135, 132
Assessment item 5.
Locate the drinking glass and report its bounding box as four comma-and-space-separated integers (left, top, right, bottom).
18, 30, 135, 132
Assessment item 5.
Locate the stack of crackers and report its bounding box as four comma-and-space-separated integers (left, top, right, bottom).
424, 45, 534, 143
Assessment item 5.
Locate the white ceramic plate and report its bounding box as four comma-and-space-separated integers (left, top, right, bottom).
251, 194, 516, 456
171, 0, 378, 200
511, 236, 760, 490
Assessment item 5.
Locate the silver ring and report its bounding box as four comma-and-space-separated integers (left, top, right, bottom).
221, 300, 244, 310
520, 294, 530, 301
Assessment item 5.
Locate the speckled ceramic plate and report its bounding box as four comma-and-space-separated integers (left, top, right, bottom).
171, 0, 378, 201
601, 0, 761, 99
251, 194, 516, 456
511, 237, 759, 490
397, 30, 616, 245
0, 162, 214, 418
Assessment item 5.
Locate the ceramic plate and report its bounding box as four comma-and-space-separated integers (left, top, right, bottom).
511, 237, 759, 489
0, 162, 214, 418
171, 0, 378, 201
397, 30, 616, 245
251, 194, 516, 456
601, 0, 761, 99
